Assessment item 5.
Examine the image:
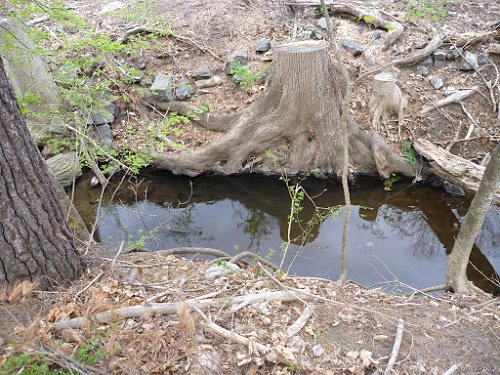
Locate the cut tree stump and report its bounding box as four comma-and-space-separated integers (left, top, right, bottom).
149, 41, 415, 179
369, 72, 406, 139
413, 139, 500, 204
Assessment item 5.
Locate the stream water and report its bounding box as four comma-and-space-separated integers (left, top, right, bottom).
73, 172, 500, 294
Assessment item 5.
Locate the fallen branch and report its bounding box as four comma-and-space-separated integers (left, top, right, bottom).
421, 87, 479, 114
447, 30, 498, 48
286, 305, 315, 338
384, 318, 404, 375
394, 31, 446, 67
413, 138, 500, 203
49, 290, 309, 330
117, 26, 153, 43
443, 364, 461, 375
229, 251, 279, 270
130, 247, 231, 258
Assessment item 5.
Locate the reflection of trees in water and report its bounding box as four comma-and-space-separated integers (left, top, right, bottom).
475, 206, 500, 258
359, 205, 444, 258
164, 204, 214, 247
232, 205, 273, 251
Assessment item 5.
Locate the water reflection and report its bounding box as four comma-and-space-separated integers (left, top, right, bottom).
72, 172, 499, 294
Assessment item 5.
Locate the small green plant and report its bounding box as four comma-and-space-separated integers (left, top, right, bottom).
0, 352, 71, 375
314, 5, 328, 15
360, 15, 375, 24
401, 139, 417, 167
16, 91, 45, 115
406, 0, 453, 22
230, 62, 266, 90
384, 173, 402, 190
74, 337, 109, 366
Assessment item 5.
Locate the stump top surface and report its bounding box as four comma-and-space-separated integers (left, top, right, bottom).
276, 40, 328, 54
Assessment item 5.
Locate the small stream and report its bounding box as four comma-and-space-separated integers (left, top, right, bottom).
73, 172, 500, 294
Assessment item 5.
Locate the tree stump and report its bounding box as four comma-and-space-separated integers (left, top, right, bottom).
369, 72, 406, 139
150, 41, 415, 179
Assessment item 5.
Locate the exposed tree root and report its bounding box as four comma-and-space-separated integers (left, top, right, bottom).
448, 30, 499, 48
393, 30, 447, 67
147, 41, 415, 180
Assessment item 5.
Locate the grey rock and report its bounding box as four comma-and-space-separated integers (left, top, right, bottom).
442, 181, 465, 197
150, 75, 174, 101
342, 39, 363, 57
195, 76, 222, 88
233, 51, 248, 65
137, 61, 147, 70
205, 262, 240, 279
418, 65, 430, 76
372, 30, 382, 40
478, 54, 490, 66
317, 17, 327, 30
193, 67, 212, 81
90, 97, 117, 125
459, 51, 479, 71
432, 49, 447, 61
100, 1, 124, 15
448, 63, 459, 72
175, 82, 194, 100
443, 86, 457, 95
46, 152, 82, 188
90, 176, 100, 187
256, 38, 271, 53
49, 118, 66, 134
95, 124, 113, 149
421, 56, 434, 66
312, 345, 325, 358
446, 48, 461, 61
430, 77, 444, 90
54, 63, 79, 85
224, 60, 232, 75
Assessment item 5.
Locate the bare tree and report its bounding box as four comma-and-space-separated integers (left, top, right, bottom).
0, 58, 84, 289
446, 143, 500, 294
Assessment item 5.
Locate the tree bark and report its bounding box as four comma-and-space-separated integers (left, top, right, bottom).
0, 58, 84, 289
446, 142, 500, 294
150, 41, 415, 179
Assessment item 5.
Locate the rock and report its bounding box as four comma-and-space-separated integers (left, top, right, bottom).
49, 118, 66, 134
430, 77, 444, 90
432, 49, 447, 68
417, 65, 430, 76
150, 75, 174, 101
99, 1, 124, 15
446, 48, 461, 61
54, 63, 79, 85
459, 51, 479, 71
95, 124, 113, 149
421, 56, 434, 66
478, 54, 490, 66
312, 344, 325, 358
342, 39, 363, 57
224, 60, 232, 75
90, 176, 100, 187
204, 262, 240, 279
256, 38, 271, 53
317, 17, 327, 30
372, 30, 382, 40
46, 152, 82, 188
195, 76, 223, 88
175, 82, 195, 101
193, 67, 211, 81
442, 181, 465, 197
233, 51, 248, 65
92, 97, 117, 125
443, 86, 457, 95
137, 61, 147, 70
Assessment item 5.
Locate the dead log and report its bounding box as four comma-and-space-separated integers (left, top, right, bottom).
369, 72, 406, 138
413, 139, 500, 203
150, 41, 415, 179
421, 87, 479, 114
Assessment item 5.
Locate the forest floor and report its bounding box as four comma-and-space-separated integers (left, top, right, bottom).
1, 0, 499, 374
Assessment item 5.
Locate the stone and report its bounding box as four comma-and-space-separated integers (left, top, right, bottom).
430, 77, 444, 90
372, 30, 382, 40
421, 56, 434, 66
478, 54, 490, 66
90, 97, 117, 125
417, 65, 430, 76
459, 51, 479, 71
137, 61, 147, 70
224, 60, 232, 75
99, 1, 124, 15
442, 181, 465, 197
432, 49, 448, 68
255, 38, 271, 53
317, 17, 327, 30
46, 152, 82, 188
195, 76, 223, 88
95, 124, 113, 149
193, 67, 212, 81
54, 63, 79, 85
90, 176, 100, 187
342, 39, 363, 57
175, 82, 195, 101
150, 75, 174, 101
312, 345, 325, 358
446, 48, 461, 61
204, 262, 240, 279
233, 51, 248, 65
49, 118, 66, 134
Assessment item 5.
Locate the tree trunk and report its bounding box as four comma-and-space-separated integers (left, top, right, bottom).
150, 41, 415, 179
446, 142, 500, 294
0, 58, 84, 289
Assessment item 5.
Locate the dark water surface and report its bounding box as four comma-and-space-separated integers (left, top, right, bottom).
73, 172, 499, 294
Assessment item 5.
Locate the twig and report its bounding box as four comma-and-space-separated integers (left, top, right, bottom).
117, 26, 152, 43
172, 33, 223, 62
229, 251, 279, 270
421, 87, 480, 114
442, 363, 460, 375
384, 318, 404, 375
73, 271, 105, 302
